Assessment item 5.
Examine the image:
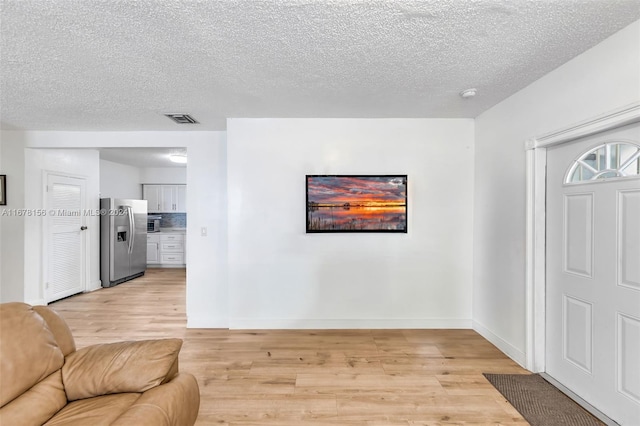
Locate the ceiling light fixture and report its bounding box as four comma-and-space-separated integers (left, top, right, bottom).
459, 88, 477, 99
169, 154, 187, 164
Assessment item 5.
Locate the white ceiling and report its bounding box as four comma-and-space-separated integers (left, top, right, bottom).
1, 0, 639, 131
99, 148, 187, 168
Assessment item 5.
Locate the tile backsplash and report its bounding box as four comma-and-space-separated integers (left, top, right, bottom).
159, 213, 186, 228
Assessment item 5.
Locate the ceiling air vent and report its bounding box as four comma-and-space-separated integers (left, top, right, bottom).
164, 113, 199, 124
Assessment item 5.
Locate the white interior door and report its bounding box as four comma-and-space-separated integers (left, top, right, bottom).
546, 123, 640, 425
46, 174, 87, 303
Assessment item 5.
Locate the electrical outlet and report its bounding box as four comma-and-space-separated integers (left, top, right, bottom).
201, 227, 207, 236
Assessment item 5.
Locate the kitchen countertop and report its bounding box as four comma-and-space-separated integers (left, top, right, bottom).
156, 228, 186, 234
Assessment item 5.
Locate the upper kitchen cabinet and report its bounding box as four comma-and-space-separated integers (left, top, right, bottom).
175, 186, 186, 212
144, 185, 161, 212
143, 184, 186, 213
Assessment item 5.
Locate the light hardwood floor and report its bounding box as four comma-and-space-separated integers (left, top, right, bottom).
51, 268, 530, 425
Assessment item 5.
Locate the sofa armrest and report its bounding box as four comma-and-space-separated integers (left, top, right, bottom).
62, 339, 182, 401
110, 373, 199, 426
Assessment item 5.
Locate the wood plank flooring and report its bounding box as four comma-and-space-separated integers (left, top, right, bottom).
50, 268, 530, 425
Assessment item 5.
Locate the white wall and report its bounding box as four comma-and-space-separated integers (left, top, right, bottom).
140, 167, 186, 184
0, 135, 26, 302
227, 118, 474, 328
24, 149, 101, 303
100, 159, 142, 199
473, 20, 640, 365
0, 131, 228, 327
186, 141, 227, 326
0, 139, 2, 298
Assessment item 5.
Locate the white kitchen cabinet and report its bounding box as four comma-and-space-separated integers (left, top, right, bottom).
159, 186, 172, 212
143, 184, 186, 213
159, 233, 185, 266
175, 185, 187, 212
159, 233, 183, 243
147, 232, 186, 267
160, 240, 184, 253
160, 252, 184, 264
146, 234, 160, 264
143, 185, 162, 213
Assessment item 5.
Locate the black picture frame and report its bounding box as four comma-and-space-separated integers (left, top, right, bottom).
0, 175, 5, 206
306, 175, 407, 233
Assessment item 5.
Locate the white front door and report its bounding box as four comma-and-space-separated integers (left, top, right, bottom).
45, 174, 87, 303
546, 123, 640, 425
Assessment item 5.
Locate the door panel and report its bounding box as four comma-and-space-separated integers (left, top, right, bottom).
112, 211, 130, 281
564, 193, 594, 277
563, 295, 593, 373
46, 174, 86, 302
546, 123, 640, 425
619, 190, 640, 290
130, 200, 148, 274
618, 313, 640, 404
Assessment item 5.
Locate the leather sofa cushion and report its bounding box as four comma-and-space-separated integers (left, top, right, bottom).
0, 370, 67, 426
33, 305, 76, 356
62, 339, 182, 401
44, 393, 141, 426
0, 303, 64, 407
111, 373, 200, 426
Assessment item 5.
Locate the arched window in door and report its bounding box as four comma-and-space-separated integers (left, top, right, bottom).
566, 141, 640, 184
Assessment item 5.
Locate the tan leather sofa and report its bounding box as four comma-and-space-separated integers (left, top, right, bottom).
0, 302, 200, 425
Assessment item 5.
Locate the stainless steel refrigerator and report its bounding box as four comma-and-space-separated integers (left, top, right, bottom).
100, 198, 148, 287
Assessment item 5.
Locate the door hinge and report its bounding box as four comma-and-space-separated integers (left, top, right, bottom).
45, 282, 50, 289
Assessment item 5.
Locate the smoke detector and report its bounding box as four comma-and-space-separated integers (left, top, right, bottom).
164, 113, 199, 124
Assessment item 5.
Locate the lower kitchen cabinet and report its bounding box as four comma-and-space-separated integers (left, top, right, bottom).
147, 232, 186, 267
160, 235, 184, 265
147, 234, 160, 264
160, 252, 184, 264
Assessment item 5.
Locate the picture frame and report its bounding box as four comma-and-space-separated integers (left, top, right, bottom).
0, 175, 5, 206
306, 175, 407, 233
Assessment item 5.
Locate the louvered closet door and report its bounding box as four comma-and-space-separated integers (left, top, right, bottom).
46, 174, 87, 302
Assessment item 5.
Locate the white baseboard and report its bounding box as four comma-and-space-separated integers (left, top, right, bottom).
473, 320, 527, 368
147, 264, 186, 268
86, 280, 102, 292
26, 298, 46, 306
187, 315, 473, 330
187, 315, 229, 329
228, 318, 472, 329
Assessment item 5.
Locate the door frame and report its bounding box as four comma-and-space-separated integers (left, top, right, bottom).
524, 101, 640, 372
42, 170, 90, 303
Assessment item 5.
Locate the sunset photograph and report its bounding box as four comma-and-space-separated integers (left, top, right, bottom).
306, 175, 407, 232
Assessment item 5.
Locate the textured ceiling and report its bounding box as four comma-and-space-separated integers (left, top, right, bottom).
1, 0, 639, 131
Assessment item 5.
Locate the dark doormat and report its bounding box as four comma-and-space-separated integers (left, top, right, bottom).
483, 373, 606, 426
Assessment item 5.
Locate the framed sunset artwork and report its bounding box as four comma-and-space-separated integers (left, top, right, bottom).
306, 175, 407, 233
